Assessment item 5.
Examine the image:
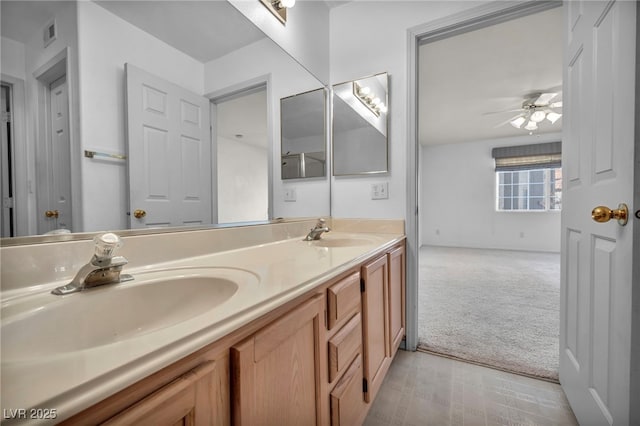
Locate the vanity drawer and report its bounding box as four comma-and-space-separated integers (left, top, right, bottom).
327, 271, 361, 330
330, 354, 365, 426
328, 313, 362, 382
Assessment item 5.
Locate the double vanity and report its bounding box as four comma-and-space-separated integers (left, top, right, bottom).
1, 218, 405, 425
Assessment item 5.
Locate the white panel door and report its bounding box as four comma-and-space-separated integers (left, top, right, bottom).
37, 76, 72, 234
126, 64, 212, 229
560, 1, 636, 425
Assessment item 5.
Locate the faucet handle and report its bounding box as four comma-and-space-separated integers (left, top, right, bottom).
93, 233, 123, 261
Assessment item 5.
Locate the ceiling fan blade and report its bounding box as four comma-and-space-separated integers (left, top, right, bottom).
549, 101, 563, 108
494, 113, 526, 128
483, 108, 525, 116
534, 92, 558, 105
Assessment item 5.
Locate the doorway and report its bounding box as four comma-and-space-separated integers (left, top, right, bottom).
34, 55, 73, 235
407, 1, 638, 423
212, 86, 269, 224
1, 83, 15, 237
415, 5, 563, 380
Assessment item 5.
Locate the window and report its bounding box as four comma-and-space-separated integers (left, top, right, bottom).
492, 142, 562, 212
497, 168, 562, 211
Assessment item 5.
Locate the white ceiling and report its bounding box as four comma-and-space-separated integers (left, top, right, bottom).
94, 1, 266, 63
0, 1, 266, 63
419, 6, 563, 146
217, 90, 268, 150
2, 1, 561, 149
1, 1, 68, 44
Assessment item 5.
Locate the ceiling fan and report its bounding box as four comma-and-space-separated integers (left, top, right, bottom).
488, 91, 563, 132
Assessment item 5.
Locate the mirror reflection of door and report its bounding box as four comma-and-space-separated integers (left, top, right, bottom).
37, 74, 72, 234
126, 64, 213, 229
214, 87, 269, 224
1, 83, 14, 237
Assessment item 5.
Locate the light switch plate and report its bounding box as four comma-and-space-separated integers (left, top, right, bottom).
284, 187, 297, 202
371, 182, 389, 200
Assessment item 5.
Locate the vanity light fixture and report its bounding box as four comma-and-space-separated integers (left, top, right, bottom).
353, 82, 386, 117
260, 0, 296, 25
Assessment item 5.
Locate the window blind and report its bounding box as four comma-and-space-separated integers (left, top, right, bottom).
492, 141, 561, 171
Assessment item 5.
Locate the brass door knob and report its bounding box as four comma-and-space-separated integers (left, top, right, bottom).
592, 203, 628, 226
45, 210, 59, 218
133, 209, 146, 219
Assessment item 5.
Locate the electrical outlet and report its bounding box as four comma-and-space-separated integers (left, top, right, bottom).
371, 182, 389, 200
284, 188, 297, 202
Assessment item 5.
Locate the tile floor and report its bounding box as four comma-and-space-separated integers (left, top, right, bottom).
364, 350, 577, 426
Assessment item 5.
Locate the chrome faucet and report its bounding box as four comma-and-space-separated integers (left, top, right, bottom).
51, 233, 133, 295
304, 218, 331, 241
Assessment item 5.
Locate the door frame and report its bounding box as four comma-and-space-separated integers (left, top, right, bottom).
1, 74, 30, 236
205, 74, 274, 223
405, 0, 561, 352
406, 1, 639, 421
32, 47, 80, 234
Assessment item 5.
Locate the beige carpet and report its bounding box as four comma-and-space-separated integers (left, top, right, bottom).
418, 246, 560, 381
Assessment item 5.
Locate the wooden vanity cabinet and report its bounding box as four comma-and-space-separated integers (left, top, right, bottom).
329, 354, 365, 426
61, 239, 406, 426
325, 271, 366, 426
101, 361, 220, 426
360, 241, 405, 404
388, 244, 406, 357
231, 294, 327, 426
361, 254, 391, 403
61, 348, 231, 426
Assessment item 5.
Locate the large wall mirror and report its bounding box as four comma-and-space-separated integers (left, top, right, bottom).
0, 0, 329, 243
281, 88, 326, 180
332, 72, 389, 176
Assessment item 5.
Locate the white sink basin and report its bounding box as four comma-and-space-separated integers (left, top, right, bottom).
1, 268, 256, 361
311, 237, 373, 248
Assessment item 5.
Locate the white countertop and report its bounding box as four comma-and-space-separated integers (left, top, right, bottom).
0, 230, 404, 424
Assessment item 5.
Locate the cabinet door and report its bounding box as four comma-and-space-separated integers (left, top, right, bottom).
361, 254, 390, 403
102, 361, 219, 426
231, 295, 327, 426
388, 244, 405, 356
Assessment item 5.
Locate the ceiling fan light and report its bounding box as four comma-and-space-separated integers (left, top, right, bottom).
530, 110, 546, 122
524, 120, 538, 131
547, 112, 562, 124
510, 117, 526, 128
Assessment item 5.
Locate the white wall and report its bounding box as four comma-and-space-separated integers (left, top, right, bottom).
1, 37, 26, 80
420, 133, 562, 252
204, 38, 329, 219
228, 0, 330, 84
76, 1, 204, 232
217, 136, 269, 223
329, 1, 488, 220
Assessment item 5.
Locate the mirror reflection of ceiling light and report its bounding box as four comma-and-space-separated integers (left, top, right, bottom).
354, 82, 385, 117
260, 0, 296, 25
